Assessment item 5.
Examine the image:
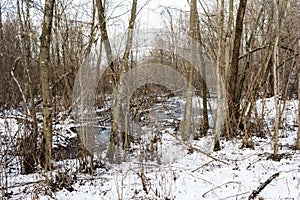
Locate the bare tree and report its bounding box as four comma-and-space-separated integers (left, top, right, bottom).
95, 0, 116, 162
107, 0, 138, 162
224, 0, 234, 83
214, 0, 225, 151
195, 6, 209, 137
118, 0, 137, 147
273, 0, 288, 161
223, 0, 234, 139
0, 3, 2, 59
272, 0, 280, 161
182, 0, 197, 141
16, 0, 39, 174
239, 2, 264, 148
96, 0, 138, 162
96, 0, 114, 74
296, 70, 300, 149
227, 0, 248, 137
85, 0, 97, 58
39, 0, 55, 170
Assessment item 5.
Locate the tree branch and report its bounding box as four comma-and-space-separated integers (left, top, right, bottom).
248, 172, 280, 200
238, 45, 267, 60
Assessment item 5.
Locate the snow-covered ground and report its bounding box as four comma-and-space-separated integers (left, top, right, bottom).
1, 97, 299, 200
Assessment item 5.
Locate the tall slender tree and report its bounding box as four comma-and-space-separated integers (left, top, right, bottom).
110, 0, 138, 162
224, 0, 234, 83
96, 0, 138, 162
16, 0, 39, 174
214, 0, 225, 151
95, 0, 114, 76
0, 4, 2, 58
227, 0, 248, 137
182, 0, 197, 141
223, 0, 234, 139
195, 7, 209, 137
296, 70, 300, 150
273, 0, 288, 161
39, 0, 55, 170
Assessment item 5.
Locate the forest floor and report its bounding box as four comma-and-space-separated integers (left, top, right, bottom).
0, 96, 300, 200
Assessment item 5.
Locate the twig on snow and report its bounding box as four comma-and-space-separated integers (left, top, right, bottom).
202, 181, 241, 198
191, 160, 214, 172
248, 172, 280, 200
220, 191, 249, 200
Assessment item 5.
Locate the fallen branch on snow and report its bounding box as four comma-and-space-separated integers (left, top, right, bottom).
202, 181, 241, 197
248, 172, 280, 200
191, 160, 214, 172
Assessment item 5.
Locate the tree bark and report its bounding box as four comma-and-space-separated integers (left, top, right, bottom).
227, 0, 248, 137
273, 0, 288, 161
214, 0, 225, 151
240, 5, 264, 148
273, 24, 280, 161
95, 0, 114, 76
296, 69, 300, 149
182, 0, 197, 141
195, 9, 209, 137
106, 0, 138, 162
95, 0, 116, 162
0, 4, 3, 58
119, 0, 137, 149
39, 0, 55, 170
224, 0, 234, 83
85, 0, 96, 58
224, 0, 234, 139
16, 0, 39, 174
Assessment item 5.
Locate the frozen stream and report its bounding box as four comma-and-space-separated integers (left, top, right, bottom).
91, 97, 216, 152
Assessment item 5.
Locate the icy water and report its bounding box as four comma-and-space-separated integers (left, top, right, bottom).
91, 97, 216, 152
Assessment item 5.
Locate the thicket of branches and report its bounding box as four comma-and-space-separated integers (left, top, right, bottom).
0, 0, 299, 177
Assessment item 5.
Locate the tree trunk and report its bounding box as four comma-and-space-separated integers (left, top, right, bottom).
240, 5, 264, 148
224, 0, 234, 139
95, 0, 116, 162
119, 0, 137, 150
227, 0, 248, 137
296, 70, 300, 149
224, 0, 234, 83
195, 9, 209, 137
273, 30, 280, 161
0, 4, 3, 58
106, 0, 138, 163
182, 0, 197, 141
95, 0, 114, 76
273, 0, 288, 161
85, 0, 96, 58
39, 0, 55, 170
16, 0, 39, 174
214, 0, 225, 151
